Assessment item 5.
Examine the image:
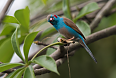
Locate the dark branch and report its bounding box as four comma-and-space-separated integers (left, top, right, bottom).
30, 0, 107, 25
90, 0, 116, 31
33, 25, 116, 75
1, 25, 116, 76
0, 0, 14, 24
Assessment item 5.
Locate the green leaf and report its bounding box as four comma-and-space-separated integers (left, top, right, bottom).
46, 48, 56, 55
23, 65, 35, 78
6, 67, 25, 78
11, 28, 25, 62
13, 68, 25, 78
14, 6, 30, 32
76, 21, 91, 37
39, 27, 56, 40
2, 15, 19, 24
0, 38, 14, 62
0, 23, 18, 36
94, 13, 116, 32
32, 55, 59, 75
23, 31, 39, 63
0, 63, 24, 72
62, 0, 72, 19
0, 38, 8, 46
42, 0, 47, 5
99, 13, 116, 28
73, 2, 99, 22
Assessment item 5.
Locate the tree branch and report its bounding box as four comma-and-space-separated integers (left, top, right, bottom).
1, 25, 116, 76
90, 0, 116, 31
33, 25, 116, 75
34, 41, 57, 50
0, 73, 4, 77
30, 0, 106, 25
0, 0, 14, 24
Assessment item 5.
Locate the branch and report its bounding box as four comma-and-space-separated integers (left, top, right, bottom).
1, 25, 116, 76
33, 25, 116, 75
0, 73, 4, 77
30, 0, 106, 25
90, 0, 116, 31
0, 0, 14, 24
34, 41, 57, 50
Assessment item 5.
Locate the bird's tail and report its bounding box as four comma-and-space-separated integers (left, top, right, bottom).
79, 38, 97, 63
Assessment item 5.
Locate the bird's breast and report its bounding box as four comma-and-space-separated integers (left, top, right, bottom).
58, 27, 73, 39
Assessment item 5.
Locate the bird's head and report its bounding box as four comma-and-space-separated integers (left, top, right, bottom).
47, 14, 60, 25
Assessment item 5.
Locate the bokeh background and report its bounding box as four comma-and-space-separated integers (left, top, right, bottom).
0, 0, 116, 78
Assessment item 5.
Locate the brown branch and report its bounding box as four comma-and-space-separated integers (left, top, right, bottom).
90, 0, 116, 31
0, 73, 4, 77
33, 25, 116, 75
0, 0, 14, 24
30, 0, 106, 25
1, 25, 116, 76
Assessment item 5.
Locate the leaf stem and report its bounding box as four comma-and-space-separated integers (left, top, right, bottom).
31, 42, 63, 61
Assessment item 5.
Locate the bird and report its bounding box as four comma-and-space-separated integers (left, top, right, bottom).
47, 14, 97, 63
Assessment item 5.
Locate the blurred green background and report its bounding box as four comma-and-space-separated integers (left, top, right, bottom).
32, 0, 116, 78
0, 0, 116, 78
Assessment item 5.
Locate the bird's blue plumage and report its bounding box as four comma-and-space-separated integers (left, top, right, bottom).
49, 15, 83, 39
47, 14, 97, 63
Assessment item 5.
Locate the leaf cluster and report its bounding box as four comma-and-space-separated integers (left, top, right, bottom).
0, 1, 100, 77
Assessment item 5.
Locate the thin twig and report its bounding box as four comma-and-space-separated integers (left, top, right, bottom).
67, 46, 71, 78
0, 0, 14, 24
90, 0, 116, 31
34, 41, 57, 49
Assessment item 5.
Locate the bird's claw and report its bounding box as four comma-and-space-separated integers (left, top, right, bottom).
67, 36, 75, 41
57, 37, 75, 44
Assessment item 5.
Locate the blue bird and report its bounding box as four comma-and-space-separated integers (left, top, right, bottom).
47, 14, 97, 63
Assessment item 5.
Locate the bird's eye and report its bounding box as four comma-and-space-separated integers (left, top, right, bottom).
50, 17, 54, 21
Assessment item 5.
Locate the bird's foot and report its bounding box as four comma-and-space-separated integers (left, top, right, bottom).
57, 37, 75, 44
68, 36, 75, 41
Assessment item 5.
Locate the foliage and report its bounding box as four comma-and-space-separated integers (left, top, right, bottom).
76, 21, 91, 37
32, 55, 60, 75
2, 0, 114, 77
0, 6, 61, 77
73, 2, 100, 23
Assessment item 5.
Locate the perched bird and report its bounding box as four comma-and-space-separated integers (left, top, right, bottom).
47, 14, 97, 63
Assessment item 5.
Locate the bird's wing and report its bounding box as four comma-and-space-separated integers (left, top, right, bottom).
63, 17, 86, 40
